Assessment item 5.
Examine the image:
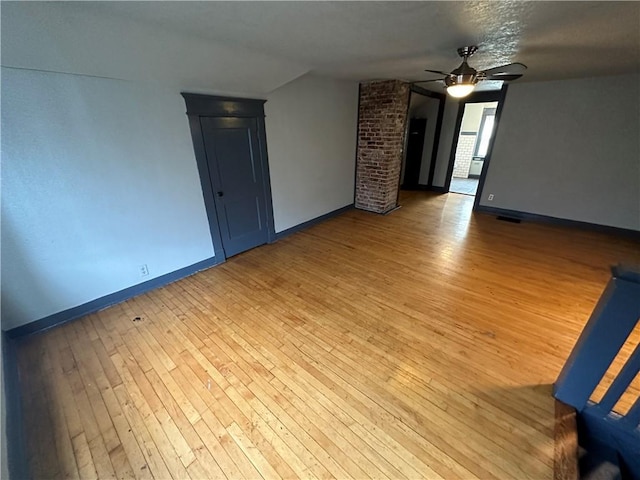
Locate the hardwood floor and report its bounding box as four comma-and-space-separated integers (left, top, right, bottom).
15, 191, 640, 479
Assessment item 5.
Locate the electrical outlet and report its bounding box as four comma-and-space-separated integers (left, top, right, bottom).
488, 194, 495, 201
139, 264, 149, 277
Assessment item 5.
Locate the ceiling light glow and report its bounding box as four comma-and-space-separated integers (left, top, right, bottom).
447, 84, 475, 98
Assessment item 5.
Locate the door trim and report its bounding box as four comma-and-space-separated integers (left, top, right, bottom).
403, 117, 427, 189
182, 93, 276, 263
442, 87, 508, 207
473, 89, 508, 212
409, 85, 447, 189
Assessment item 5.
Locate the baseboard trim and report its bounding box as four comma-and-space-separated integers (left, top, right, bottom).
6, 256, 220, 339
476, 205, 640, 239
383, 205, 402, 216
2, 333, 30, 480
276, 204, 354, 240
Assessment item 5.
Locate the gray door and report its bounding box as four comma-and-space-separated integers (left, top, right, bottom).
200, 116, 269, 257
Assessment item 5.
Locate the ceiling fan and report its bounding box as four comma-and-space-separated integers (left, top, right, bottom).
415, 46, 527, 98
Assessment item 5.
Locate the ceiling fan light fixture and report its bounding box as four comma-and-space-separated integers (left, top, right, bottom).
418, 46, 527, 98
445, 73, 478, 98
446, 84, 475, 98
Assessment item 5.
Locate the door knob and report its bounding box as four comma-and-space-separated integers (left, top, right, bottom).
216, 191, 224, 197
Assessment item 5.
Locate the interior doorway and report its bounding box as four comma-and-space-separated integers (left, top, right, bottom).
443, 88, 506, 202
182, 94, 276, 263
449, 101, 498, 196
399, 87, 445, 192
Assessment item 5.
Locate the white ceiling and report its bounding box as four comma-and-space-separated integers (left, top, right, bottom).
3, 1, 639, 95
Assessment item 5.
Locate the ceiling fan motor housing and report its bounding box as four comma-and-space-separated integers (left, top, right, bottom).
457, 46, 478, 58
445, 60, 480, 87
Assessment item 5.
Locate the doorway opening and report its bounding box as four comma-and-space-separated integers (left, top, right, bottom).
399, 86, 445, 192
449, 101, 498, 196
443, 87, 507, 204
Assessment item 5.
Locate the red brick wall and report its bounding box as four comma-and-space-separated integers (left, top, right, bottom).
355, 80, 410, 213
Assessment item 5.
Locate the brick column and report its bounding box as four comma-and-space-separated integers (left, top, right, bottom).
355, 80, 410, 214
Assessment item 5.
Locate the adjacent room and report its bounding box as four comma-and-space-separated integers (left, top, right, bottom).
449, 101, 498, 196
399, 89, 443, 191
2, 2, 639, 479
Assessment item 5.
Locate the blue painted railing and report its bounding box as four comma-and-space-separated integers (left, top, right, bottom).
554, 265, 640, 475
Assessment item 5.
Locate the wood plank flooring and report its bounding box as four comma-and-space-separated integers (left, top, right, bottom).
15, 191, 640, 479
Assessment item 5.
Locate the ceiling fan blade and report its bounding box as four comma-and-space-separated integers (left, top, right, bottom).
411, 79, 444, 84
481, 62, 527, 76
483, 73, 523, 82
424, 69, 451, 76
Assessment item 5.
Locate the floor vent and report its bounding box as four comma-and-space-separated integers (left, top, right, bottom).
497, 216, 521, 223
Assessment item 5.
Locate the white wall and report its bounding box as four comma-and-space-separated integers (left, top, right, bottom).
1, 2, 307, 98
1, 68, 215, 330
265, 74, 359, 232
461, 102, 496, 132
481, 74, 640, 230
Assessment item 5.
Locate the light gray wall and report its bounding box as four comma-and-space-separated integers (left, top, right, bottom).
481, 74, 640, 230
1, 11, 361, 332
265, 74, 359, 232
1, 67, 215, 330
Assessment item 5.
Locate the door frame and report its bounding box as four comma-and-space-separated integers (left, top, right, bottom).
402, 117, 428, 189
442, 86, 509, 210
182, 93, 276, 263
402, 86, 446, 191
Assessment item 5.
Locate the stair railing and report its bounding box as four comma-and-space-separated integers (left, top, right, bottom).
554, 265, 640, 473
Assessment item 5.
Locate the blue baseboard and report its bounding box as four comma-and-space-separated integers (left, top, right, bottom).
2, 333, 30, 480
6, 256, 220, 339
476, 205, 640, 239
5, 206, 355, 339
276, 204, 354, 240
